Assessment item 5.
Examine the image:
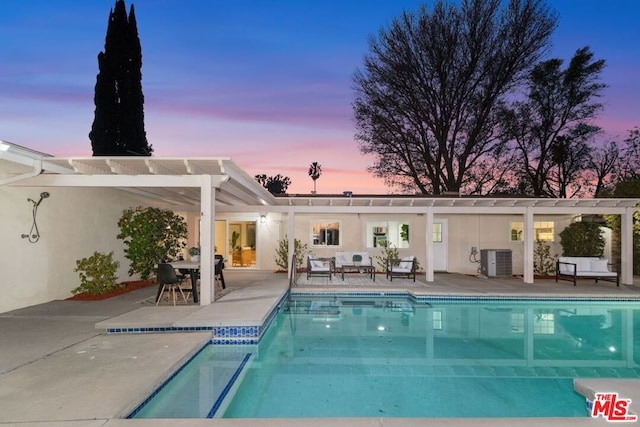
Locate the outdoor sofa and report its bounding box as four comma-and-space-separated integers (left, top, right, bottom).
555, 256, 619, 287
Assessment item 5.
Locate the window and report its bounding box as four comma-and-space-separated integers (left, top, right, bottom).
432, 223, 442, 243
534, 312, 555, 334
365, 221, 410, 248
312, 221, 340, 246
510, 312, 555, 334
510, 221, 555, 242
432, 310, 443, 330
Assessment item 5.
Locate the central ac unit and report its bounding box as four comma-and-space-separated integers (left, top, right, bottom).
480, 249, 512, 277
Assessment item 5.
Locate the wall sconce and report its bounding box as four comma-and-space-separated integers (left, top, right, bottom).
22, 192, 50, 243
260, 214, 267, 225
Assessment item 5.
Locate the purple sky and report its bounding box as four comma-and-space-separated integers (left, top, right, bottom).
1, 0, 638, 194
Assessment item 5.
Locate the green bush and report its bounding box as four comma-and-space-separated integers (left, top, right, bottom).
274, 236, 308, 270
559, 221, 605, 257
73, 251, 120, 295
375, 241, 399, 272
605, 213, 640, 275
533, 239, 556, 275
117, 206, 188, 279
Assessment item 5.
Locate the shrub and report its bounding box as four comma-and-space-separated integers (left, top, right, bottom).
73, 251, 120, 295
274, 236, 308, 270
117, 206, 187, 279
533, 239, 556, 276
375, 241, 399, 272
559, 221, 605, 257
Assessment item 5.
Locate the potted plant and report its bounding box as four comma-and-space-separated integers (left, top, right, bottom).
352, 254, 363, 266
188, 247, 201, 262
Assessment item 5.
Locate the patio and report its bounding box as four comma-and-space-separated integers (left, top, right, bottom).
1, 270, 639, 426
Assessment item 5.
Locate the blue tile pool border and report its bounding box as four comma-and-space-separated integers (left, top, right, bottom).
126, 340, 210, 419
207, 352, 252, 418
108, 291, 640, 342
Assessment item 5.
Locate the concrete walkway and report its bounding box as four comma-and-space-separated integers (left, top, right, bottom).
0, 270, 638, 426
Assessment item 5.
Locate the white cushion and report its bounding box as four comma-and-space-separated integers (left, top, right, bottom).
335, 253, 350, 267
590, 260, 609, 272
559, 257, 610, 274
399, 256, 414, 270
577, 258, 594, 272
559, 265, 573, 274
311, 260, 325, 268
334, 252, 371, 267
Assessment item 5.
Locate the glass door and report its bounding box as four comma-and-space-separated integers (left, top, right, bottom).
228, 220, 256, 268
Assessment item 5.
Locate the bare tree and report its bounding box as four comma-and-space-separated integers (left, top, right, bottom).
618, 127, 640, 181
353, 0, 556, 194
501, 47, 606, 197
590, 140, 620, 197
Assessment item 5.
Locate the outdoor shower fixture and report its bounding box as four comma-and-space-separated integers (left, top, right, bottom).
21, 192, 50, 243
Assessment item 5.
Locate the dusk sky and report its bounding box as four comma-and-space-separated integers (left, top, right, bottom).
1, 0, 638, 194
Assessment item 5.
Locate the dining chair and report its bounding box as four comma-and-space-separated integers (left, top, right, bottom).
215, 255, 226, 289
156, 263, 189, 306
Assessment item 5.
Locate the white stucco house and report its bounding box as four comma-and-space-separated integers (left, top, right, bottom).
1, 140, 638, 313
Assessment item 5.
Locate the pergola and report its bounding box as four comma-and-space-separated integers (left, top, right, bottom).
1, 143, 273, 305
264, 195, 639, 285
2, 142, 639, 305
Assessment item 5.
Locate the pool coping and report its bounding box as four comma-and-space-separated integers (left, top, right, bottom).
4, 272, 639, 426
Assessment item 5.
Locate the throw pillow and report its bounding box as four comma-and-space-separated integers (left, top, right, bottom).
590, 259, 609, 272
400, 256, 414, 270
312, 260, 325, 268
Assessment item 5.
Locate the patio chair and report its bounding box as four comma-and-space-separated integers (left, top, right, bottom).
156, 263, 190, 306
215, 254, 226, 289
307, 255, 334, 280
386, 256, 416, 282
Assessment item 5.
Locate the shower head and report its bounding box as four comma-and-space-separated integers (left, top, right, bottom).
28, 192, 50, 207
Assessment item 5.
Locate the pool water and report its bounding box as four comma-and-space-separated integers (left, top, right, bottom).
131, 296, 640, 419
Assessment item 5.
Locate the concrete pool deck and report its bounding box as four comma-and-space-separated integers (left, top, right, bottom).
1, 270, 639, 426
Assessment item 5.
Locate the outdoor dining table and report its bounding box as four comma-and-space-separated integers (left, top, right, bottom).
167, 260, 200, 303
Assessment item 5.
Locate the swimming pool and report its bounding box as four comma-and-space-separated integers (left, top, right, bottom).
130, 295, 640, 418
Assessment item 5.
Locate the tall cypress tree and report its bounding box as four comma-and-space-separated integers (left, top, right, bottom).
90, 0, 152, 156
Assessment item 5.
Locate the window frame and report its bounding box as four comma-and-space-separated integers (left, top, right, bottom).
311, 220, 342, 247
509, 221, 555, 242
364, 220, 411, 249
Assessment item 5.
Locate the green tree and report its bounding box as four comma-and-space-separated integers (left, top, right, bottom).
353, 0, 556, 194
604, 178, 640, 274
117, 207, 187, 279
90, 0, 152, 156
558, 222, 605, 257
308, 162, 322, 194
533, 240, 556, 276
501, 47, 606, 197
274, 236, 308, 270
255, 174, 291, 195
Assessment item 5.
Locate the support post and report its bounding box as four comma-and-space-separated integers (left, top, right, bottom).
199, 175, 215, 305
425, 209, 434, 282
287, 207, 295, 280
621, 207, 634, 285
523, 208, 534, 284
